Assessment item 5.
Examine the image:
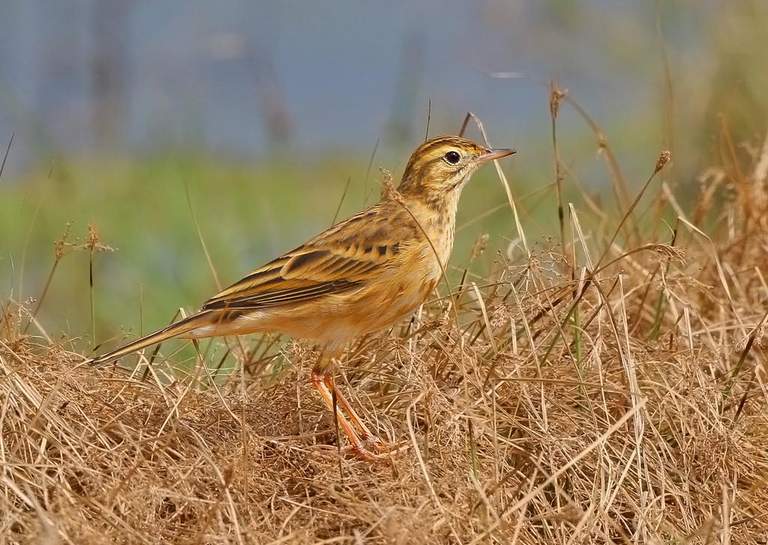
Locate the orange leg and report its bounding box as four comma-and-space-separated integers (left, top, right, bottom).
310, 368, 404, 462
322, 372, 378, 440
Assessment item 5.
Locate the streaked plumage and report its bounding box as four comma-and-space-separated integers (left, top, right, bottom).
87, 135, 515, 460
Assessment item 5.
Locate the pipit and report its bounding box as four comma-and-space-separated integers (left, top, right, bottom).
87, 135, 515, 460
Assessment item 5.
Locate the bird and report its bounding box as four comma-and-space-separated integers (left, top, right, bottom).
87, 135, 515, 460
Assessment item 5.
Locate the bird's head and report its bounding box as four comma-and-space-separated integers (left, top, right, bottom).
398, 136, 515, 200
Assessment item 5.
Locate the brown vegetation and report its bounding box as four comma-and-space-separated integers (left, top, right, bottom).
2, 122, 768, 543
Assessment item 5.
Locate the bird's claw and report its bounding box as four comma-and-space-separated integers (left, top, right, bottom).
343, 436, 409, 463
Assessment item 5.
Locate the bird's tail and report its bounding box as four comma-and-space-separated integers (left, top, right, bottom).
87, 310, 215, 367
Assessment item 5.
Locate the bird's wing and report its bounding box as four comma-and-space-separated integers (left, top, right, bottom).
201, 203, 417, 312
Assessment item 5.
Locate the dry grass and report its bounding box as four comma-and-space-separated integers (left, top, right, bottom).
3, 122, 768, 544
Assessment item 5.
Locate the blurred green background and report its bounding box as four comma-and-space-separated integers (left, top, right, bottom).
1, 1, 767, 349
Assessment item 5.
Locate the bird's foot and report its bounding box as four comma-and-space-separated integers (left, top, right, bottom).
342, 435, 409, 463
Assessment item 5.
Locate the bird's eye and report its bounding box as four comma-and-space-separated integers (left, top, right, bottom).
444, 150, 461, 165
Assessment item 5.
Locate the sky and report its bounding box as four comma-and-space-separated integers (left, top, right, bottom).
0, 1, 716, 168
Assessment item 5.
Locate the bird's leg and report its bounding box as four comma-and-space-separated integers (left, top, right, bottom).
310, 347, 408, 461
310, 368, 385, 462
320, 372, 380, 446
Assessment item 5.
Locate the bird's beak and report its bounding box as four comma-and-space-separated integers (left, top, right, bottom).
477, 148, 516, 163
